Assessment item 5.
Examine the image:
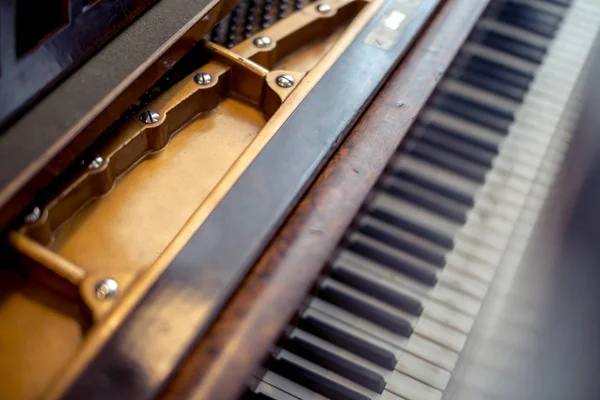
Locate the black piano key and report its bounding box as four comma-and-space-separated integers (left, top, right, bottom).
439, 91, 516, 121
502, 1, 563, 27
393, 168, 475, 207
269, 357, 370, 400
298, 316, 398, 371
478, 30, 547, 64
541, 0, 571, 6
463, 55, 534, 90
318, 282, 415, 336
357, 215, 448, 266
370, 204, 457, 249
381, 176, 469, 224
285, 336, 386, 393
417, 124, 496, 168
431, 93, 514, 134
347, 234, 440, 286
423, 122, 500, 153
331, 262, 424, 315
407, 139, 488, 183
497, 3, 559, 38
454, 67, 528, 102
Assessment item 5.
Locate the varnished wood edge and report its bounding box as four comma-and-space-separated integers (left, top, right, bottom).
161, 0, 491, 398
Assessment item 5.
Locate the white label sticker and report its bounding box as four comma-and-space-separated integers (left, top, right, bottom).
364, 0, 421, 50
383, 10, 406, 30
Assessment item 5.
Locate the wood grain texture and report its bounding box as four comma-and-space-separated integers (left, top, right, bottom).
161, 0, 490, 399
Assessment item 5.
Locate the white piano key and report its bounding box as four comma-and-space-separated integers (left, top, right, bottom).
477, 18, 552, 48
413, 317, 466, 353
462, 42, 539, 75
385, 371, 442, 400
320, 277, 421, 329
439, 79, 521, 115
290, 329, 448, 398
272, 350, 380, 399
369, 193, 462, 244
337, 251, 484, 316
331, 258, 477, 332
309, 298, 459, 371
392, 156, 481, 200
260, 372, 328, 400
254, 381, 306, 400
301, 307, 452, 391
422, 109, 504, 149
421, 300, 474, 335
394, 351, 451, 391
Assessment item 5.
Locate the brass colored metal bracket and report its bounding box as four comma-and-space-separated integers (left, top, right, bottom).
11, 0, 374, 347
8, 232, 135, 323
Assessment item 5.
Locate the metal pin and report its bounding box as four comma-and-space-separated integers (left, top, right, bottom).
193, 72, 212, 85
253, 36, 273, 48
139, 110, 160, 124
88, 156, 104, 170
95, 278, 119, 300
275, 74, 295, 88
24, 207, 41, 224
316, 3, 332, 13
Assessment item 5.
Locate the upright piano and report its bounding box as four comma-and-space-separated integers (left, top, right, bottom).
1, 0, 599, 398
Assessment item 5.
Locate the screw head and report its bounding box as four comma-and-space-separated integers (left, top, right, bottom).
139, 110, 160, 124
24, 207, 41, 224
193, 72, 212, 85
316, 3, 332, 13
88, 155, 104, 170
275, 74, 295, 88
253, 36, 273, 48
95, 278, 119, 300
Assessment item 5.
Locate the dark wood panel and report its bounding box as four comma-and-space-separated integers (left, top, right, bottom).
161, 0, 491, 398
0, 0, 159, 129
61, 1, 440, 398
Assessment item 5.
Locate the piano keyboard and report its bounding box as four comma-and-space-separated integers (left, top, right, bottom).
246, 0, 600, 399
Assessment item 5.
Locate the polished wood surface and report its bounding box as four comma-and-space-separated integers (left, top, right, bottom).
161, 0, 491, 398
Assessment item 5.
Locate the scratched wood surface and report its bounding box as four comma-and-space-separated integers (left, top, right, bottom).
161, 0, 491, 398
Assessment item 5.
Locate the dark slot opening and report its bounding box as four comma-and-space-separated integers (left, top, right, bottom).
16, 0, 69, 57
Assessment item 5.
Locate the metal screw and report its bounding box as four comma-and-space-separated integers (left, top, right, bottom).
253, 36, 272, 48
24, 207, 41, 224
194, 72, 212, 85
139, 110, 160, 124
88, 155, 104, 170
275, 74, 295, 88
316, 3, 332, 13
95, 278, 119, 300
